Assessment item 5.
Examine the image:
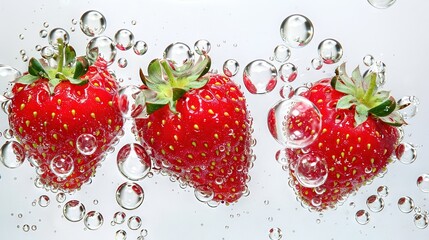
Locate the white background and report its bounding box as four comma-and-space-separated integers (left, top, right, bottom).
0, 0, 428, 239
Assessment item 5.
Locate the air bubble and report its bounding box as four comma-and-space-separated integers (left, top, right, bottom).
294, 154, 328, 188
368, 0, 396, 9
113, 211, 126, 224
274, 44, 291, 63
115, 230, 127, 240
127, 216, 142, 230
116, 182, 144, 210
80, 10, 106, 37
397, 96, 419, 120
0, 64, 21, 82
116, 85, 147, 119
275, 149, 289, 166
39, 30, 48, 38
63, 200, 86, 222
268, 227, 283, 240
243, 59, 277, 94
414, 213, 428, 229
115, 29, 135, 51
194, 185, 214, 203
41, 46, 55, 59
84, 211, 104, 230
117, 143, 151, 181
76, 134, 97, 156
355, 209, 370, 225
0, 141, 25, 169
56, 193, 66, 203
118, 58, 128, 68
279, 63, 298, 82
223, 59, 239, 77
48, 28, 70, 48
416, 174, 429, 193
318, 39, 343, 64
279, 85, 294, 99
366, 195, 385, 212
376, 185, 389, 197
86, 36, 117, 65
38, 195, 50, 207
280, 14, 314, 48
311, 58, 323, 70
49, 155, 74, 179
363, 55, 375, 66
22, 224, 30, 232
395, 142, 417, 164
163, 42, 194, 71
133, 41, 148, 56
398, 196, 415, 213
194, 39, 211, 55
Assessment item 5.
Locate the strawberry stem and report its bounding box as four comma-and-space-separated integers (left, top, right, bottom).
160, 60, 176, 83
56, 38, 65, 74
363, 73, 377, 104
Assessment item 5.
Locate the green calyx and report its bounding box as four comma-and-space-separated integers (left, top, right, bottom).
16, 38, 89, 93
331, 63, 406, 127
139, 54, 211, 114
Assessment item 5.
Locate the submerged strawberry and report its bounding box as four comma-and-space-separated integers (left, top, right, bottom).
283, 63, 404, 211
8, 39, 124, 191
134, 53, 254, 204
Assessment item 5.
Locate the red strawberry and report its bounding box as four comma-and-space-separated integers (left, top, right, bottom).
280, 63, 404, 211
8, 39, 124, 191
134, 55, 254, 204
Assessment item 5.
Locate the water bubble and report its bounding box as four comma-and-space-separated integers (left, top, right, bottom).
163, 42, 194, 71
38, 195, 50, 207
0, 64, 22, 82
48, 28, 70, 48
194, 185, 214, 203
280, 14, 314, 48
368, 0, 396, 9
311, 58, 323, 70
279, 63, 298, 82
117, 143, 151, 181
31, 225, 37, 231
376, 185, 389, 197
133, 41, 148, 56
80, 10, 106, 37
140, 229, 148, 237
116, 182, 144, 210
275, 149, 289, 166
115, 230, 127, 240
63, 200, 86, 222
223, 59, 239, 77
49, 155, 74, 179
318, 39, 343, 64
113, 211, 126, 224
268, 96, 322, 148
41, 46, 55, 59
243, 59, 277, 94
43, 22, 49, 28
127, 216, 142, 230
395, 142, 417, 164
279, 85, 294, 99
19, 34, 24, 40
366, 195, 385, 212
194, 39, 211, 55
116, 85, 147, 119
35, 45, 42, 51
131, 20, 137, 25
115, 29, 135, 51
268, 227, 283, 240
414, 213, 428, 229
22, 224, 30, 232
19, 49, 26, 56
21, 55, 28, 62
363, 55, 375, 66
397, 96, 419, 119
56, 192, 66, 203
366, 60, 386, 87
84, 211, 104, 230
118, 58, 128, 68
294, 154, 328, 188
86, 36, 116, 65
416, 174, 429, 193
0, 141, 25, 169
398, 196, 415, 213
274, 44, 291, 63
76, 134, 97, 155
39, 29, 48, 38
355, 210, 370, 225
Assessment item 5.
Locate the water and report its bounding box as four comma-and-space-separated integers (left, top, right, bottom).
194, 185, 215, 203
222, 59, 239, 77
49, 155, 74, 179
311, 58, 323, 70
115, 29, 135, 51
243, 59, 277, 94
118, 58, 128, 68
279, 63, 298, 82
48, 28, 70, 48
38, 195, 50, 207
416, 174, 429, 193
194, 39, 211, 55
0, 141, 25, 169
86, 36, 117, 65
395, 142, 417, 164
115, 230, 127, 240
363, 54, 375, 66
280, 14, 314, 48
279, 84, 294, 99
163, 42, 194, 71
63, 200, 86, 222
414, 213, 429, 229
127, 216, 142, 230
133, 41, 148, 56
355, 209, 370, 225
397, 96, 419, 120
397, 196, 415, 213
117, 143, 152, 181
56, 193, 66, 203
268, 227, 283, 240
0, 64, 22, 82
376, 185, 389, 197
116, 182, 144, 210
84, 211, 104, 230
368, 0, 396, 9
294, 154, 328, 188
113, 211, 126, 224
116, 85, 147, 119
76, 134, 97, 156
275, 149, 289, 166
41, 46, 55, 59
273, 44, 291, 63
80, 10, 106, 37
317, 39, 343, 64
366, 195, 385, 212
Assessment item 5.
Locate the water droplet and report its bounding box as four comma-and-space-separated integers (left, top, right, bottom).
279, 85, 294, 99
115, 29, 135, 51
49, 155, 74, 179
38, 195, 50, 207
275, 149, 289, 166
0, 64, 22, 82
116, 182, 144, 210
118, 58, 128, 68
76, 134, 97, 155
140, 229, 148, 237
35, 45, 42, 51
366, 60, 386, 87
71, 18, 78, 25
311, 58, 323, 70
414, 213, 429, 229
397, 96, 419, 119
113, 211, 126, 224
56, 192, 66, 203
194, 185, 214, 202
416, 174, 429, 193
223, 59, 239, 77
115, 230, 127, 240
376, 185, 389, 197
243, 59, 277, 94
19, 49, 26, 56
43, 22, 49, 28
0, 141, 25, 169
116, 85, 147, 119
39, 29, 48, 38
84, 211, 104, 230
318, 39, 343, 64
86, 36, 116, 65
366, 195, 385, 212
21, 55, 29, 62
63, 200, 86, 222
194, 39, 211, 55
31, 225, 37, 231
363, 54, 375, 66
269, 227, 283, 240
355, 210, 370, 225
80, 10, 106, 37
127, 216, 142, 230
279, 63, 298, 82
280, 14, 314, 48
131, 20, 137, 25
268, 96, 322, 148
395, 142, 417, 164
22, 224, 30, 232
368, 0, 396, 9
398, 196, 415, 213
19, 34, 25, 40
93, 199, 99, 205
163, 42, 194, 71
294, 154, 328, 188
133, 41, 148, 56
48, 28, 70, 48
41, 46, 55, 59
274, 44, 291, 63
117, 143, 151, 181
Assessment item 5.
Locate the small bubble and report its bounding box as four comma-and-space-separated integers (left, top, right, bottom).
376, 185, 389, 197
18, 213, 23, 218
279, 63, 298, 82
93, 199, 99, 205
71, 19, 78, 25
76, 134, 97, 155
116, 182, 144, 210
21, 55, 28, 62
39, 30, 48, 38
395, 142, 417, 164
163, 42, 194, 71
117, 143, 151, 181
86, 36, 117, 65
22, 224, 30, 232
397, 96, 419, 120
50, 155, 74, 179
48, 28, 70, 48
398, 196, 415, 213
417, 174, 429, 193
269, 227, 283, 240
115, 29, 135, 51
56, 192, 66, 203
414, 213, 428, 229
19, 34, 25, 40
194, 39, 211, 55
275, 149, 289, 166
194, 185, 214, 203
113, 211, 126, 224
368, 0, 396, 9
63, 200, 86, 222
116, 85, 147, 120
133, 41, 148, 56
84, 211, 104, 230
363, 54, 375, 66
294, 154, 328, 188
311, 58, 323, 70
0, 64, 22, 83
0, 141, 25, 169
31, 225, 37, 231
355, 210, 370, 225
318, 39, 343, 64
115, 230, 127, 240
274, 44, 291, 63
279, 84, 294, 99
38, 195, 50, 207
35, 45, 42, 51
41, 46, 55, 59
118, 58, 128, 68
366, 195, 385, 212
280, 14, 314, 48
127, 216, 142, 230
131, 20, 137, 25
223, 59, 239, 77
140, 229, 148, 237
80, 10, 106, 37
243, 59, 277, 94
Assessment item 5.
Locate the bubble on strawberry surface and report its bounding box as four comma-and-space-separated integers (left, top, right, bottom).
366, 195, 385, 212
115, 229, 127, 240
76, 134, 97, 156
279, 63, 298, 82
223, 59, 240, 77
115, 29, 135, 51
268, 96, 322, 148
280, 14, 314, 48
398, 196, 415, 213
268, 227, 283, 240
133, 41, 148, 56
48, 28, 70, 48
416, 174, 429, 193
194, 39, 211, 55
273, 44, 291, 63
294, 154, 328, 188
117, 58, 128, 68
0, 141, 25, 169
275, 149, 289, 166
117, 143, 151, 181
376, 185, 389, 197
49, 155, 74, 179
116, 182, 144, 210
0, 64, 21, 82
80, 10, 106, 37
117, 85, 147, 119
368, 0, 396, 9
84, 211, 104, 230
38, 195, 50, 207
63, 200, 86, 222
355, 209, 370, 225
113, 211, 126, 224
56, 192, 66, 203
317, 39, 343, 64
311, 58, 323, 70
395, 142, 417, 164
163, 42, 194, 71
397, 96, 419, 120
86, 36, 117, 65
127, 216, 142, 230
194, 185, 215, 203
243, 59, 277, 94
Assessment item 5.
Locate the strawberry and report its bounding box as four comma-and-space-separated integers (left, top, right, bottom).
280, 63, 404, 211
8, 39, 124, 191
134, 54, 254, 204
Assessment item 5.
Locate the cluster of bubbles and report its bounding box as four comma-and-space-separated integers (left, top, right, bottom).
354, 186, 389, 225
397, 196, 429, 229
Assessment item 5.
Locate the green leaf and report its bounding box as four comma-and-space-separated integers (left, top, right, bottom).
73, 57, 89, 79
139, 68, 148, 86
16, 74, 39, 84
368, 96, 396, 117
67, 77, 87, 85
336, 95, 357, 109
333, 79, 355, 95
172, 88, 187, 101
147, 59, 167, 84
28, 58, 48, 77
48, 78, 62, 94
65, 45, 76, 66
146, 102, 166, 115
363, 71, 377, 91
354, 104, 369, 126
379, 111, 407, 126
187, 77, 209, 89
